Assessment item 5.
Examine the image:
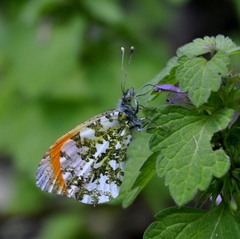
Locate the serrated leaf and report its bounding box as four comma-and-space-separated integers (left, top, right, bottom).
177, 35, 240, 57
143, 204, 240, 239
215, 35, 239, 54
177, 52, 230, 107
228, 47, 240, 55
177, 36, 216, 58
149, 105, 233, 205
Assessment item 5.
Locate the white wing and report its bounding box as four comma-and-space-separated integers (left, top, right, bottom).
36, 110, 132, 204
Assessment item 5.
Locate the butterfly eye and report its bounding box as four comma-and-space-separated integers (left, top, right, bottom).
125, 95, 132, 103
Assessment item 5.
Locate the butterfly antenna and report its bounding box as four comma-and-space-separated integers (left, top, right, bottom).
136, 85, 155, 98
121, 46, 134, 93
120, 47, 125, 93
136, 83, 155, 94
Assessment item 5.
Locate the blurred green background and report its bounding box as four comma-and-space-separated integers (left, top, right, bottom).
1, 0, 240, 238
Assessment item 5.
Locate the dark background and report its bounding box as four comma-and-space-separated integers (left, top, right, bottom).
0, 0, 240, 238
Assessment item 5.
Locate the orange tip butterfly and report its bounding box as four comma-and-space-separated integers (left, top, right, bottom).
36, 47, 142, 205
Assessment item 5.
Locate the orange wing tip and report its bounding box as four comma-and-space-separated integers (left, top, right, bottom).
36, 129, 78, 195
36, 152, 69, 196
36, 130, 78, 198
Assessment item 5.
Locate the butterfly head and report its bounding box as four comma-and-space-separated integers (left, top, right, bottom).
117, 88, 141, 131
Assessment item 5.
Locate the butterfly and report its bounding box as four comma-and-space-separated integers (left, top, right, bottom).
36, 48, 142, 205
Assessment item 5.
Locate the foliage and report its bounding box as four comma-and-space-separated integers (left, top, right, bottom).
143, 204, 240, 239
125, 35, 240, 238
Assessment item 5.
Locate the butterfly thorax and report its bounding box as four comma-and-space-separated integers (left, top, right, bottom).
117, 89, 141, 131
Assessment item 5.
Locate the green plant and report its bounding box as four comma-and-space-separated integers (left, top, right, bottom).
124, 35, 240, 238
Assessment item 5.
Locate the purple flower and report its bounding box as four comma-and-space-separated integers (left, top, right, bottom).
154, 84, 192, 108
154, 84, 182, 93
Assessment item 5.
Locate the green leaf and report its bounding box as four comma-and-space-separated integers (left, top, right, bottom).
215, 35, 240, 54
177, 52, 230, 107
111, 131, 152, 208
227, 47, 240, 55
225, 116, 240, 148
204, 92, 223, 110
131, 152, 157, 190
177, 35, 240, 57
144, 57, 179, 102
149, 105, 233, 205
154, 56, 179, 84
143, 204, 240, 239
177, 36, 216, 58
156, 65, 179, 86
224, 85, 240, 111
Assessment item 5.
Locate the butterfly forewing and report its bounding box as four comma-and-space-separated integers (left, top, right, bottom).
36, 109, 133, 204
